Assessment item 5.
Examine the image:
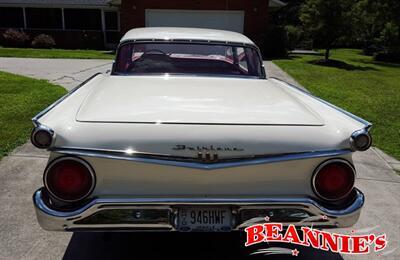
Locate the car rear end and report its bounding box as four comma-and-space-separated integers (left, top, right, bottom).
33, 143, 364, 232
31, 28, 370, 232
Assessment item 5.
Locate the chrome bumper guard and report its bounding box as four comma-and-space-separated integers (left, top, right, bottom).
33, 188, 364, 231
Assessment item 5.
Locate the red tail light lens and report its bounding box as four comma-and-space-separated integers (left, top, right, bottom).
312, 160, 355, 201
44, 158, 95, 202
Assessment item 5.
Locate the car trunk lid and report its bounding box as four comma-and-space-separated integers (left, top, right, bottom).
76, 76, 324, 126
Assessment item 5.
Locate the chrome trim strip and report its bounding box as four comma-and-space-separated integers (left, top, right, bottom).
35, 189, 363, 217
31, 73, 102, 126
33, 188, 365, 230
269, 77, 372, 129
312, 159, 356, 201
74, 120, 324, 126
111, 72, 262, 80
119, 38, 259, 50
50, 147, 352, 170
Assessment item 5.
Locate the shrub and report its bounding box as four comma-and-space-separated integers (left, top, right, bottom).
2, 29, 30, 47
31, 34, 56, 48
363, 44, 383, 56
372, 22, 400, 62
373, 51, 400, 63
378, 22, 400, 52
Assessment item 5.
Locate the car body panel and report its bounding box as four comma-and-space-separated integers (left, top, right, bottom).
75, 76, 324, 125
37, 75, 366, 159
48, 151, 352, 197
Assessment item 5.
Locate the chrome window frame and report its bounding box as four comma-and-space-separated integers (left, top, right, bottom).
112, 39, 267, 79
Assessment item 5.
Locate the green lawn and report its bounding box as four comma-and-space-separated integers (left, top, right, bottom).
273, 49, 400, 159
0, 47, 114, 59
0, 71, 66, 159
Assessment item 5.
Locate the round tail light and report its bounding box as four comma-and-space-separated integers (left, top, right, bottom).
350, 129, 372, 151
44, 157, 95, 202
312, 159, 355, 201
31, 126, 54, 149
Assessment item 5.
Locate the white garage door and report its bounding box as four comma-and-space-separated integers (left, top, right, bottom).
145, 9, 244, 33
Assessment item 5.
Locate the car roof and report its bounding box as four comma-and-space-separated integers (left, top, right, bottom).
120, 27, 255, 45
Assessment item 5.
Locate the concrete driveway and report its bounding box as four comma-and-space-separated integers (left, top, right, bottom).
0, 57, 112, 91
0, 58, 399, 259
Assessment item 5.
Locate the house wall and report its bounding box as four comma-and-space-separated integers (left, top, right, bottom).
0, 1, 271, 49
0, 5, 120, 49
120, 0, 269, 46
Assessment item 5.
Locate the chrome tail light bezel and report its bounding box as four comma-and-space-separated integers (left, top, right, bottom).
43, 156, 96, 203
31, 124, 55, 149
312, 159, 356, 202
350, 128, 372, 151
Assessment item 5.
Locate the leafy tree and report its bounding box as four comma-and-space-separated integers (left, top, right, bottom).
285, 25, 304, 50
300, 0, 350, 61
379, 22, 400, 52
273, 0, 305, 26
350, 0, 400, 55
272, 0, 309, 51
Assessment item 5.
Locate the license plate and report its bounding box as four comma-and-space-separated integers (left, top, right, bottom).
177, 207, 232, 232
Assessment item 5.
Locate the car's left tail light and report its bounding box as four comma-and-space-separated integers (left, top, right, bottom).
44, 157, 95, 202
31, 125, 54, 149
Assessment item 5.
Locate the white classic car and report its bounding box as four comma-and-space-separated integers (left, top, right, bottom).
32, 27, 371, 232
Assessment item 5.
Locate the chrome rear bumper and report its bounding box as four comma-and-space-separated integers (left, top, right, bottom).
33, 188, 364, 231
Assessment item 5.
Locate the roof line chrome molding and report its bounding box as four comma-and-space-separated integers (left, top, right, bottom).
269, 77, 372, 130
119, 38, 259, 48
50, 147, 352, 170
31, 73, 102, 127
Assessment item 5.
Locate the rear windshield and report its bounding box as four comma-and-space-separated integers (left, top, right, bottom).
114, 42, 263, 78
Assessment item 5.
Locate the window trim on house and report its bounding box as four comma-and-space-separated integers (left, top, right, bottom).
0, 4, 119, 33
64, 8, 102, 31
25, 7, 63, 29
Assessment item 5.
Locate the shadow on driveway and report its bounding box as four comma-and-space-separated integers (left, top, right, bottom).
63, 232, 344, 259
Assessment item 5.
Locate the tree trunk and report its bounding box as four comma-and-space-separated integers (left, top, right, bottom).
325, 47, 330, 61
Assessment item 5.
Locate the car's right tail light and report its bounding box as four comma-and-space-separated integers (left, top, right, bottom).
350, 129, 372, 151
312, 159, 355, 201
44, 157, 95, 202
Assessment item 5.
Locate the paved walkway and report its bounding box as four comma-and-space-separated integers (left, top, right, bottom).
0, 58, 399, 259
264, 61, 305, 89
